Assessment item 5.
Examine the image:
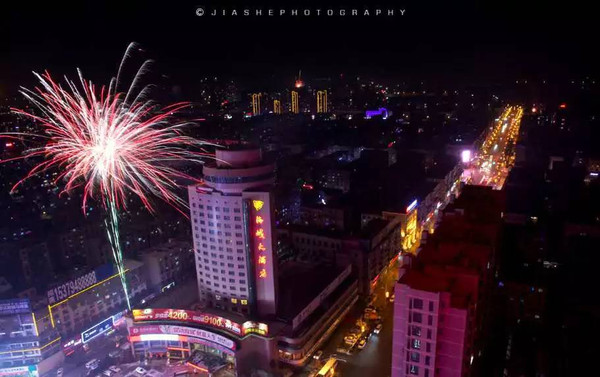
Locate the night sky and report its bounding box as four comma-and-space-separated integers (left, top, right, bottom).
3, 0, 596, 95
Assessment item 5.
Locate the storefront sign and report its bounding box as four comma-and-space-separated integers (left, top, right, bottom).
0, 299, 31, 316
130, 325, 236, 350
132, 308, 244, 336
81, 316, 114, 343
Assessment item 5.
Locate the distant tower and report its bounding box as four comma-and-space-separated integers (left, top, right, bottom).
317, 90, 328, 113
251, 93, 262, 116
291, 91, 299, 114
273, 100, 282, 114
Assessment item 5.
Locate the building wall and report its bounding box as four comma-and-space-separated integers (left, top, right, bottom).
189, 190, 251, 314
48, 262, 147, 338
392, 284, 468, 377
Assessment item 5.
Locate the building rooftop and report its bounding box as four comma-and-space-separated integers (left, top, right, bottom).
399, 184, 504, 309
277, 261, 347, 321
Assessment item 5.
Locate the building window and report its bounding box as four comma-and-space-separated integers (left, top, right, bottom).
412, 312, 422, 323
412, 326, 421, 337
428, 316, 433, 326
409, 365, 419, 375
429, 301, 434, 311
412, 339, 421, 350
425, 356, 431, 366
412, 298, 423, 310
410, 352, 420, 362
427, 329, 432, 339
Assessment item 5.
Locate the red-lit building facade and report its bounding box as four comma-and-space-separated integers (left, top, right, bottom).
392, 186, 504, 377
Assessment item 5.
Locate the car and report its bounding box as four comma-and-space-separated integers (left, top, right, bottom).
102, 370, 113, 377
357, 338, 367, 350
374, 323, 383, 334
344, 335, 357, 345
85, 359, 100, 370
134, 367, 147, 375
313, 350, 324, 360
56, 368, 64, 377
109, 350, 122, 359
109, 366, 121, 373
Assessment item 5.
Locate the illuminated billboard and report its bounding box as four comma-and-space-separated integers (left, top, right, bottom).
132, 309, 242, 336
0, 365, 38, 377
461, 149, 472, 163
131, 308, 268, 337
244, 192, 277, 317
129, 324, 236, 351
81, 316, 114, 343
0, 299, 31, 316
46, 263, 114, 305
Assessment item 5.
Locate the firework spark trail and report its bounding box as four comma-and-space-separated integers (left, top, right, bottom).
2, 43, 213, 310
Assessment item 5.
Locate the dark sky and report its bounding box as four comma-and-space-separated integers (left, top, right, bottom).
2, 0, 596, 95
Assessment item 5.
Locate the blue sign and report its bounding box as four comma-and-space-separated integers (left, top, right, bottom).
0, 298, 31, 316
81, 316, 114, 343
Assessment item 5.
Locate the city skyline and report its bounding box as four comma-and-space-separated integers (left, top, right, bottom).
2, 1, 598, 96
1, 2, 599, 377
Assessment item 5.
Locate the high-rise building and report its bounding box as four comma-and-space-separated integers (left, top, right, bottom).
188, 147, 278, 317
0, 299, 62, 377
251, 93, 261, 116
291, 91, 299, 114
391, 186, 503, 377
317, 90, 328, 113
273, 99, 282, 115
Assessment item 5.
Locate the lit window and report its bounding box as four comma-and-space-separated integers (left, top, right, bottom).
258, 269, 267, 278
258, 256, 267, 265
412, 339, 421, 349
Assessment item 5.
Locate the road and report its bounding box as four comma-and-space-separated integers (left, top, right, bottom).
465, 105, 523, 189
298, 259, 399, 377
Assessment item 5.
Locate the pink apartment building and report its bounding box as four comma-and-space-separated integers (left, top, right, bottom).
392, 186, 504, 377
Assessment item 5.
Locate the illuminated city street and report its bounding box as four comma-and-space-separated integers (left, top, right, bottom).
465, 105, 523, 189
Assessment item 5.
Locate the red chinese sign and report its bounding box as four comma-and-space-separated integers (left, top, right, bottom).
252, 200, 268, 279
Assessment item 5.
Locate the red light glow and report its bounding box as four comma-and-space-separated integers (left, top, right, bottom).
559, 103, 567, 109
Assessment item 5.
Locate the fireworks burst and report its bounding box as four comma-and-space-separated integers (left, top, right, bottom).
2, 43, 211, 310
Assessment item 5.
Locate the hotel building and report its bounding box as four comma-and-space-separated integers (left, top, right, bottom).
188, 147, 278, 317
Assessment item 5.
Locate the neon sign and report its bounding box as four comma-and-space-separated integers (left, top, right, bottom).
252, 200, 264, 211
406, 199, 418, 213
131, 309, 243, 336
131, 309, 268, 337
252, 199, 269, 279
